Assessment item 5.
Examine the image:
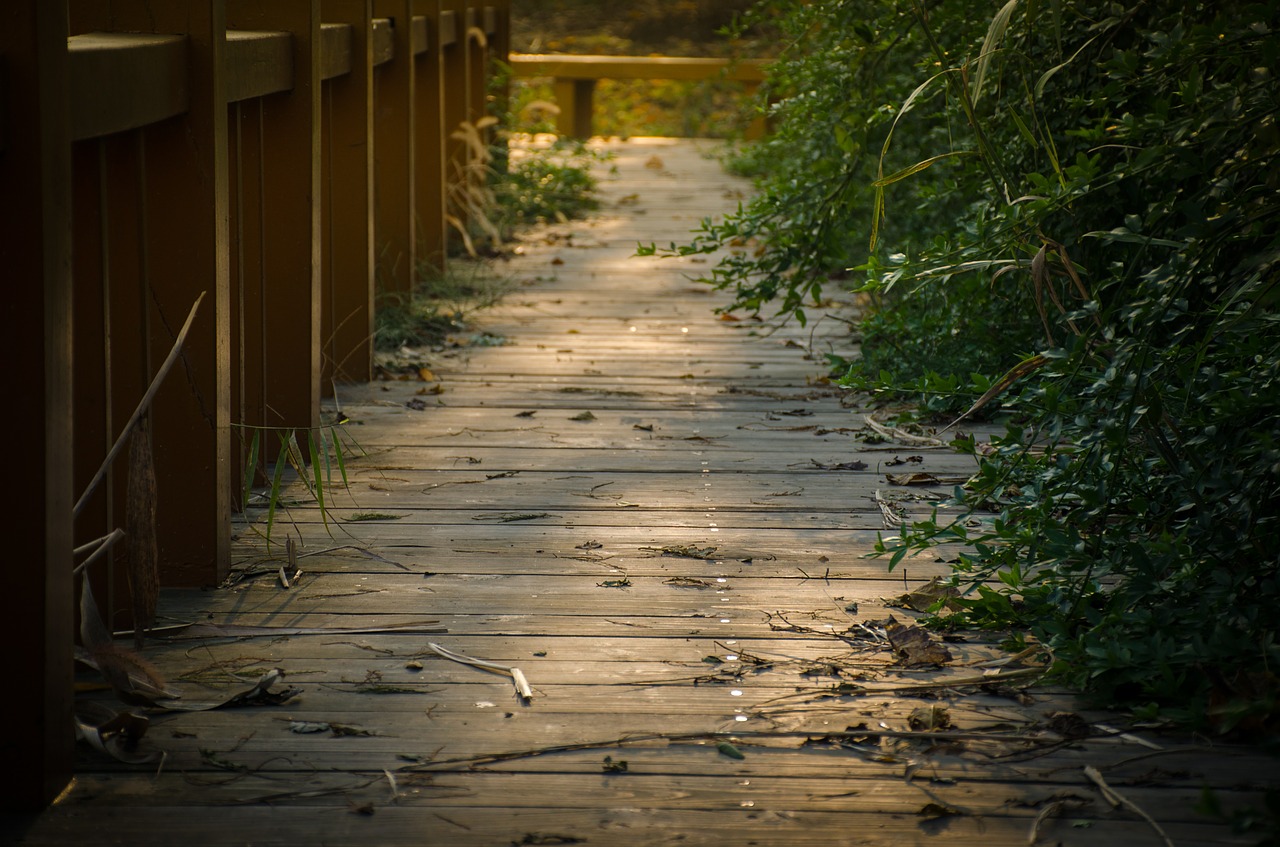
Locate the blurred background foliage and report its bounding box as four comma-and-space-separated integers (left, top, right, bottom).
508, 0, 768, 138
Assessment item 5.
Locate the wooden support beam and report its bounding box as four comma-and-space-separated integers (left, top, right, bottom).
553, 77, 594, 140
228, 0, 322, 441
320, 0, 375, 387
372, 0, 416, 292
69, 0, 232, 587
412, 0, 447, 274
0, 0, 76, 812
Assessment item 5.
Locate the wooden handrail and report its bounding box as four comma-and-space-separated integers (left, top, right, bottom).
509, 52, 769, 140
372, 16, 394, 65
320, 22, 353, 80
509, 53, 767, 82
68, 33, 188, 141
225, 30, 292, 103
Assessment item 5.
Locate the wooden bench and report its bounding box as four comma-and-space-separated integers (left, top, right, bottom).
509, 53, 768, 139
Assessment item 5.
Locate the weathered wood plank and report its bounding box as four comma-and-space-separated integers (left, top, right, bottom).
6, 802, 1256, 847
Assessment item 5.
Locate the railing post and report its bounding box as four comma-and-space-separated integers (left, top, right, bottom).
439, 0, 469, 247
372, 0, 417, 293
553, 77, 595, 140
227, 0, 322, 436
412, 0, 448, 274
320, 1, 376, 386
69, 0, 232, 587
0, 0, 76, 811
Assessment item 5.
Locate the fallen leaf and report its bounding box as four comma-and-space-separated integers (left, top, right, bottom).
1047, 711, 1092, 740
643, 544, 719, 560
885, 576, 962, 612
663, 576, 715, 589
918, 802, 963, 820
569, 411, 596, 422
884, 617, 953, 667
418, 367, 436, 382
908, 705, 952, 731
716, 741, 745, 759
810, 459, 868, 471
289, 720, 331, 734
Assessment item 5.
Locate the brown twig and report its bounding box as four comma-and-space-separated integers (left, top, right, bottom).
74, 291, 206, 518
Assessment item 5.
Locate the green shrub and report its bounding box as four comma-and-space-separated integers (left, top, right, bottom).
665, 0, 1280, 732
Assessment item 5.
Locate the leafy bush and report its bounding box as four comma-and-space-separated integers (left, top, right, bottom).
496, 140, 603, 226
670, 0, 1280, 732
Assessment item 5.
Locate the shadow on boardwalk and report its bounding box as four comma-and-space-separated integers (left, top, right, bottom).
11, 139, 1276, 846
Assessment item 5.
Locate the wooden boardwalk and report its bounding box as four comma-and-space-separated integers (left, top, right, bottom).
11, 139, 1276, 846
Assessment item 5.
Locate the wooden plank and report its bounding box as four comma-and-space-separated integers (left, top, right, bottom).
6, 802, 1252, 846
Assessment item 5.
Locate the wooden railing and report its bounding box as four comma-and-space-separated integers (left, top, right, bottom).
1, 0, 509, 811
509, 52, 768, 139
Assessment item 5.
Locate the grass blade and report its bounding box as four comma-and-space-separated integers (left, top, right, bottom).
265, 434, 290, 548
972, 0, 1018, 105
307, 430, 329, 532
241, 429, 260, 513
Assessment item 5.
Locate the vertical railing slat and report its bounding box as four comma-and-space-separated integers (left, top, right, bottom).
321, 3, 376, 387
227, 0, 322, 447
413, 0, 448, 273
372, 0, 417, 293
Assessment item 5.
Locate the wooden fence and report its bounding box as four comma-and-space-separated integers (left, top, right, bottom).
1, 0, 509, 811
509, 53, 768, 139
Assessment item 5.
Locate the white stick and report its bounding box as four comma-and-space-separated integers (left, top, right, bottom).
428, 642, 533, 702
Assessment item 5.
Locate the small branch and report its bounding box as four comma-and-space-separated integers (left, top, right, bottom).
72, 528, 126, 576
1084, 765, 1175, 847
75, 291, 206, 518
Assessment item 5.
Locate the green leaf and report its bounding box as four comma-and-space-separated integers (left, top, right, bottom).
972, 0, 1018, 105
265, 434, 290, 548
308, 430, 328, 532
872, 151, 972, 188
716, 741, 745, 760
